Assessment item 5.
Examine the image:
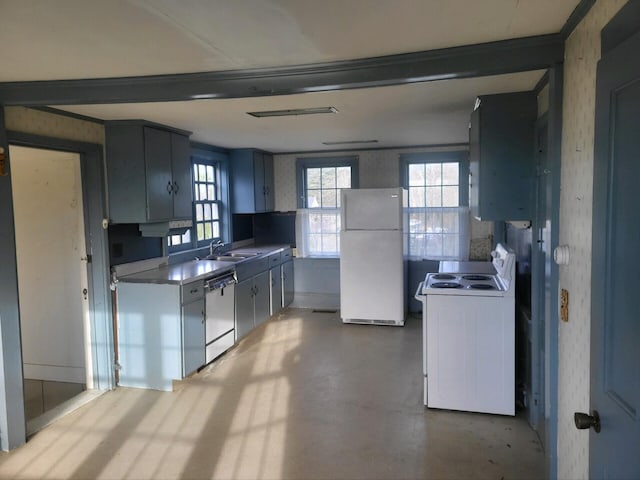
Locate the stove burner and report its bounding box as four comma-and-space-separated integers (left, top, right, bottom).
462, 275, 492, 281
431, 282, 462, 289
468, 283, 496, 290
432, 274, 456, 280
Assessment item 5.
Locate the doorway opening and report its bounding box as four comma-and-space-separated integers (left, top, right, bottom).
9, 145, 93, 432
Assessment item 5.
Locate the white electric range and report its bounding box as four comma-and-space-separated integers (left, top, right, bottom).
415, 244, 516, 415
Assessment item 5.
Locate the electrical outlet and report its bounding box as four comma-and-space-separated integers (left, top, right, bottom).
560, 289, 569, 322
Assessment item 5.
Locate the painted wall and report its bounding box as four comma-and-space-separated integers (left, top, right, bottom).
4, 107, 105, 145
11, 146, 88, 384
557, 1, 626, 478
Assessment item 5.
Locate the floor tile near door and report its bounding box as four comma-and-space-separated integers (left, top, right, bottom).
23, 379, 85, 422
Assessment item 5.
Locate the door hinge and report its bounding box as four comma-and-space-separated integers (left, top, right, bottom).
81, 254, 92, 263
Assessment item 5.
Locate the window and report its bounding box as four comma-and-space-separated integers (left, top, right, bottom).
295, 156, 359, 257
193, 163, 222, 245
167, 229, 192, 248
401, 151, 470, 260
167, 147, 228, 253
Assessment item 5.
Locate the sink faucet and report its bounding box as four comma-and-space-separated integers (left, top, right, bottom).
209, 239, 224, 257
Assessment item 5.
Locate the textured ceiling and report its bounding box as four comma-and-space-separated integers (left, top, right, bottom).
1, 0, 579, 151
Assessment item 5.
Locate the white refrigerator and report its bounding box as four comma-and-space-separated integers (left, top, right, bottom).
340, 188, 407, 326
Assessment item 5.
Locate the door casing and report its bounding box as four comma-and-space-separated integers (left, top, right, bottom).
0, 117, 113, 450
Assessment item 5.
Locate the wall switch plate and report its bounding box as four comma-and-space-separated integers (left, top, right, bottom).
560, 289, 569, 322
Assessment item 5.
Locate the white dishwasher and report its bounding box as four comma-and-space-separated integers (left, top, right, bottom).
204, 271, 236, 364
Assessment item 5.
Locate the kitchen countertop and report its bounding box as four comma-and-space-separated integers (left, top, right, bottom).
117, 244, 290, 285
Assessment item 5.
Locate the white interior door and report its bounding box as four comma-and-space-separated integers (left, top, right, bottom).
10, 146, 89, 385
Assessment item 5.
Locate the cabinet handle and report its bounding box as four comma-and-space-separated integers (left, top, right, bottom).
166, 181, 173, 194
173, 181, 179, 194
190, 288, 198, 294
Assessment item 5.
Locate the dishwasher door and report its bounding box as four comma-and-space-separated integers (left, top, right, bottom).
205, 282, 235, 363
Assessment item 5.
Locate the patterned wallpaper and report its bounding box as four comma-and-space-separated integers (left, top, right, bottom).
4, 107, 105, 145
558, 1, 625, 478
274, 146, 494, 259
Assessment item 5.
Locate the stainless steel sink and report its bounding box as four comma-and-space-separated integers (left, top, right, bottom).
195, 251, 261, 262
214, 256, 245, 262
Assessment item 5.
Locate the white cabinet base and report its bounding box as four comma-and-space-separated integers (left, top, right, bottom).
426, 295, 514, 415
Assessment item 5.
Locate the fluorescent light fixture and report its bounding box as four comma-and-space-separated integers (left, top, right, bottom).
247, 106, 338, 118
322, 140, 379, 146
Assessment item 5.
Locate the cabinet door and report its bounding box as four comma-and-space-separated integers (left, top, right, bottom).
263, 153, 275, 212
230, 149, 256, 214
253, 271, 271, 326
182, 299, 205, 377
235, 278, 255, 340
171, 132, 192, 219
269, 266, 283, 315
253, 151, 266, 212
282, 260, 295, 308
144, 127, 174, 221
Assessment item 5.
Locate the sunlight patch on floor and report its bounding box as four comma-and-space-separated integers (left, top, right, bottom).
212, 316, 302, 479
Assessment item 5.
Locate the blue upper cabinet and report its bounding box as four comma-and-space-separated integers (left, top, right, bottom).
469, 92, 537, 221
106, 121, 192, 224
229, 149, 275, 213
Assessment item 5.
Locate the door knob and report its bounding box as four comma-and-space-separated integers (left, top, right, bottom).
574, 411, 601, 433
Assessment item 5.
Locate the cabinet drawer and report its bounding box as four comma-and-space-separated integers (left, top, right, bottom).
268, 252, 282, 267
235, 257, 270, 281
281, 248, 293, 261
181, 282, 204, 303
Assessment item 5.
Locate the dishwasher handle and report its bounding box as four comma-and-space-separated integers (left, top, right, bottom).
205, 274, 237, 292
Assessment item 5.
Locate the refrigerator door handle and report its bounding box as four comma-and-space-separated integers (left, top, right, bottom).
414, 281, 425, 302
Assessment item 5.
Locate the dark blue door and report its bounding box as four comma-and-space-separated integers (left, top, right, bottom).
590, 28, 640, 478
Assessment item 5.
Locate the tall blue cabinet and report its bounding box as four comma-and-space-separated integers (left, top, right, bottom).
229, 149, 275, 213
469, 92, 537, 221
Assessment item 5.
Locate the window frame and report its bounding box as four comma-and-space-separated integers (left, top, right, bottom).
400, 150, 470, 260
296, 156, 359, 208
192, 162, 223, 247
399, 151, 469, 206
295, 156, 359, 257
167, 145, 230, 254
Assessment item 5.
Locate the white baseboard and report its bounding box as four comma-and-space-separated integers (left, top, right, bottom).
23, 364, 86, 384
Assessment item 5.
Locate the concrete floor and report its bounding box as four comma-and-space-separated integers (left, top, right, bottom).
0, 309, 545, 479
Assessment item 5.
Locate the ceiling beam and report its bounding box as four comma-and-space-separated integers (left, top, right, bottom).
0, 34, 563, 106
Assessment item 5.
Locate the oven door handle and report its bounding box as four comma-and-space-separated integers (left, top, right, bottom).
414, 281, 425, 302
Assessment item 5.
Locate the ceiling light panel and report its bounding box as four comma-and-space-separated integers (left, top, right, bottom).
322, 140, 379, 146
247, 106, 338, 118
